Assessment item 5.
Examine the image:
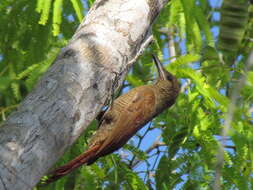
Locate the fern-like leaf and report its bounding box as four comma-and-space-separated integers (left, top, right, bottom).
38, 0, 52, 25
53, 0, 64, 36
70, 0, 84, 23
16, 64, 40, 80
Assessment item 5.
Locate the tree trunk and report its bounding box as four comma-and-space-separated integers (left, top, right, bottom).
0, 0, 168, 189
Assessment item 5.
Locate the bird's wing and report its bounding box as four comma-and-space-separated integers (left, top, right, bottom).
94, 87, 156, 158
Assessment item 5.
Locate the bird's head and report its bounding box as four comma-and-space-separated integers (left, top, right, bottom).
151, 54, 179, 86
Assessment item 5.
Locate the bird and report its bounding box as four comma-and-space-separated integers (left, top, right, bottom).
43, 54, 180, 184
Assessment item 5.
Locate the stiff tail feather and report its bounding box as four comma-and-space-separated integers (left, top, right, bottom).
42, 144, 100, 185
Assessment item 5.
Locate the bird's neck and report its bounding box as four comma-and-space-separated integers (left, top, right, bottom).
153, 80, 179, 112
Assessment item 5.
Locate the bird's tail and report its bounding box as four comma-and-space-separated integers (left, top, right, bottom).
41, 144, 100, 185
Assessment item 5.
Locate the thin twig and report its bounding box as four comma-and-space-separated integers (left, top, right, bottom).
129, 123, 152, 167
127, 35, 153, 67
168, 27, 176, 62
131, 136, 166, 169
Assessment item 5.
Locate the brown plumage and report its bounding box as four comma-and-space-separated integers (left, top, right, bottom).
43, 54, 180, 184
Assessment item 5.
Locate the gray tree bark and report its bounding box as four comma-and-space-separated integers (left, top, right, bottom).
0, 0, 168, 189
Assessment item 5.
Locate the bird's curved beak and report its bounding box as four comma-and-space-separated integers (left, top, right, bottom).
151, 54, 167, 80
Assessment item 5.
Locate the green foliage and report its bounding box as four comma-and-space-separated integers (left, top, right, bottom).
53, 0, 64, 36
1, 0, 253, 189
70, 0, 84, 22
218, 0, 250, 59
37, 0, 52, 25
36, 0, 84, 36
0, 0, 78, 119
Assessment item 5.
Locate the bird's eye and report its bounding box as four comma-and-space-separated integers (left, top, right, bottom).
166, 73, 174, 81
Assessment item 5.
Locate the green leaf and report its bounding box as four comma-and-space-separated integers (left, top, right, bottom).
155, 155, 173, 190
126, 172, 148, 190
52, 0, 63, 36
16, 64, 40, 80
38, 0, 52, 25
218, 0, 249, 60
70, 0, 84, 23
11, 82, 21, 100
0, 77, 12, 91
126, 75, 145, 87
36, 0, 44, 13
247, 71, 253, 85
